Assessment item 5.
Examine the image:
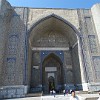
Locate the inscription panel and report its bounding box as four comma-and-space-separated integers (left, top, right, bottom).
88, 35, 97, 53
6, 57, 16, 84
85, 17, 94, 35
45, 67, 57, 72
8, 34, 18, 55
92, 56, 100, 80
32, 32, 68, 47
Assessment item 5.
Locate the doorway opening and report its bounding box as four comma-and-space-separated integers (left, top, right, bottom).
42, 53, 63, 93
48, 76, 55, 91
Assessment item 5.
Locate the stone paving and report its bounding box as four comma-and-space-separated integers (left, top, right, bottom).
5, 94, 99, 100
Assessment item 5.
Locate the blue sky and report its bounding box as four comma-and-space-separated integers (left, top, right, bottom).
7, 0, 100, 8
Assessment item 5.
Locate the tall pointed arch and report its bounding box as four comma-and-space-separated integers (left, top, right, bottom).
28, 14, 81, 37
27, 13, 86, 93
28, 14, 81, 49
42, 53, 63, 93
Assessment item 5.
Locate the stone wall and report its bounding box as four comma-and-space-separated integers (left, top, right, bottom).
64, 51, 73, 84
27, 8, 79, 31
0, 4, 29, 86
31, 51, 41, 87
77, 9, 100, 83
12, 7, 29, 85
0, 0, 29, 98
91, 3, 100, 46
0, 0, 13, 86
3, 14, 24, 85
0, 85, 27, 99
71, 45, 82, 84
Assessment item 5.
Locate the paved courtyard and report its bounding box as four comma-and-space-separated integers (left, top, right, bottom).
5, 94, 99, 100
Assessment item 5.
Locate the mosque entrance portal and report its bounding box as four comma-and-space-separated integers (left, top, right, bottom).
29, 14, 82, 94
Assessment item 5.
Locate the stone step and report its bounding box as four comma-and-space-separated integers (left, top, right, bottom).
26, 93, 42, 97
5, 94, 99, 100
75, 91, 98, 94
85, 97, 98, 100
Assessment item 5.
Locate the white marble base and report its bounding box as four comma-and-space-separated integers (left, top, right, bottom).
0, 85, 28, 99
82, 83, 89, 91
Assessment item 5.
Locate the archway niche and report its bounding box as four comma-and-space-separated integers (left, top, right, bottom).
28, 14, 82, 93
42, 53, 63, 93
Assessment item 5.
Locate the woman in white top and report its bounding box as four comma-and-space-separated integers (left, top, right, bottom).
70, 90, 79, 100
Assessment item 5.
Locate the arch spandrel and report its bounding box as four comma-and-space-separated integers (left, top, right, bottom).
28, 14, 81, 37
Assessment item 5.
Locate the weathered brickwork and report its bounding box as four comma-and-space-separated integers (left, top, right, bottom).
0, 0, 100, 99
28, 9, 79, 30
0, 0, 13, 86
88, 35, 98, 53
77, 7, 100, 91
64, 51, 73, 84
92, 56, 100, 81
31, 51, 41, 87
32, 32, 69, 47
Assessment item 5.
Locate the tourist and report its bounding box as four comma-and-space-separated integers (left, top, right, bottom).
97, 92, 100, 100
50, 90, 52, 95
53, 90, 56, 97
70, 90, 79, 100
70, 89, 72, 94
63, 89, 66, 96
66, 89, 69, 95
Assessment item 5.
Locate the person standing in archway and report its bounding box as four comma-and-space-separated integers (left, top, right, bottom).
53, 89, 56, 97
63, 89, 66, 96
